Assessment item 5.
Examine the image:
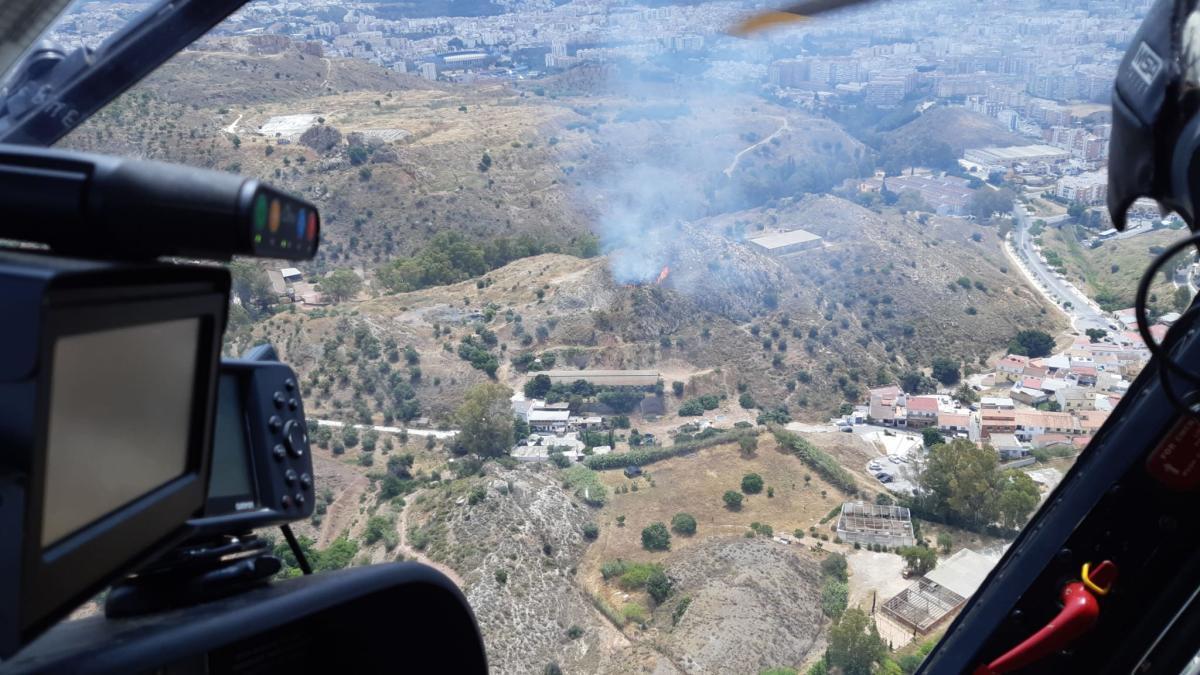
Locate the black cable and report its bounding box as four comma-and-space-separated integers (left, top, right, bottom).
1134, 230, 1200, 416
280, 524, 312, 575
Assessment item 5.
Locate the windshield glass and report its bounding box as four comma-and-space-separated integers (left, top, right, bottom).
50, 0, 1160, 671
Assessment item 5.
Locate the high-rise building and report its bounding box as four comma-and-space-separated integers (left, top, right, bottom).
419, 62, 437, 81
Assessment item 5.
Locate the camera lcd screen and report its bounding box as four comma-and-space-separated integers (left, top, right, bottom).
209, 374, 255, 503
40, 318, 200, 548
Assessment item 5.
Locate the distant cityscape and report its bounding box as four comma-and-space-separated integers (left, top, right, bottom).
51, 0, 1148, 227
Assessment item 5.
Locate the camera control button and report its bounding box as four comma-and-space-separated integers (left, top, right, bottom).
273, 391, 286, 409
284, 469, 297, 484
284, 378, 296, 391
300, 473, 312, 489
282, 495, 292, 509
269, 415, 283, 433
284, 419, 304, 457
294, 492, 306, 507
273, 444, 286, 461
288, 398, 298, 411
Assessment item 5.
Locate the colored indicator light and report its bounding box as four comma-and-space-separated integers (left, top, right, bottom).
253, 194, 268, 231
268, 199, 281, 233
306, 212, 317, 241
254, 233, 262, 244
296, 208, 307, 239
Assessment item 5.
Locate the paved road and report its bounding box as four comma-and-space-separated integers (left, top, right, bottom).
1010, 201, 1111, 334
314, 419, 458, 439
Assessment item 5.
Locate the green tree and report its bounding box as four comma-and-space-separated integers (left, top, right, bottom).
524, 373, 552, 398
931, 357, 960, 386
1085, 328, 1108, 343
952, 383, 979, 405
821, 553, 849, 582
821, 579, 849, 619
1008, 329, 1055, 358
646, 568, 673, 603
672, 381, 685, 397
723, 490, 744, 510
998, 471, 1041, 529
513, 415, 531, 441
739, 392, 757, 409
918, 438, 1003, 528
456, 382, 516, 458
742, 473, 764, 494
228, 260, 275, 314
320, 269, 362, 303
583, 523, 600, 540
968, 187, 1016, 222
641, 522, 671, 551
671, 513, 697, 535
900, 546, 938, 576
826, 608, 888, 675
316, 537, 359, 572
899, 371, 936, 395
937, 532, 953, 554
921, 427, 945, 448
738, 435, 759, 457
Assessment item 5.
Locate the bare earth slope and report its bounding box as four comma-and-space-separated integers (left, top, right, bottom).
658, 537, 825, 674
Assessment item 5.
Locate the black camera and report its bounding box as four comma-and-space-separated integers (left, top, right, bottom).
0, 145, 486, 674
0, 145, 321, 654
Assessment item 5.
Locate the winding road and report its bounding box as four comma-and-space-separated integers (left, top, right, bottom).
1008, 200, 1111, 334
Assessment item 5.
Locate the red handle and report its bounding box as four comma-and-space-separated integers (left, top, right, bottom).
974, 561, 1117, 675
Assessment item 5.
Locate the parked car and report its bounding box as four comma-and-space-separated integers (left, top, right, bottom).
839, 425, 854, 433
868, 462, 882, 471
879, 474, 894, 484
623, 465, 643, 478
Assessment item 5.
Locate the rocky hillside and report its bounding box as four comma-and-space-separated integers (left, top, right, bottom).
403, 464, 630, 674
402, 463, 829, 674
656, 538, 826, 674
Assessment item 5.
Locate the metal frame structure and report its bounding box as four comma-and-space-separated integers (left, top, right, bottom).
882, 578, 966, 633
835, 501, 915, 548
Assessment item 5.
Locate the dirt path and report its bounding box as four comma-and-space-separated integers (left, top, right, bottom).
395, 490, 466, 588
320, 57, 332, 88
223, 113, 243, 134
724, 115, 789, 177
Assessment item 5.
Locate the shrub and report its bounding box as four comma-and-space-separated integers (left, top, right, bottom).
494, 569, 508, 585
646, 568, 672, 603
584, 428, 757, 471
601, 560, 628, 580
671, 513, 697, 535
820, 579, 849, 619
672, 596, 692, 625
641, 522, 671, 551
621, 603, 647, 625
583, 522, 600, 540
772, 429, 858, 494
566, 625, 584, 640
821, 553, 849, 582
723, 490, 744, 509
741, 473, 764, 494
468, 485, 487, 505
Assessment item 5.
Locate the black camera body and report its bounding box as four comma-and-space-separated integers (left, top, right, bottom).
0, 250, 229, 655
0, 146, 322, 656
0, 143, 485, 674
195, 349, 315, 538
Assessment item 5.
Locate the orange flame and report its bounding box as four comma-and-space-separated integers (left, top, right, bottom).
656, 266, 670, 285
